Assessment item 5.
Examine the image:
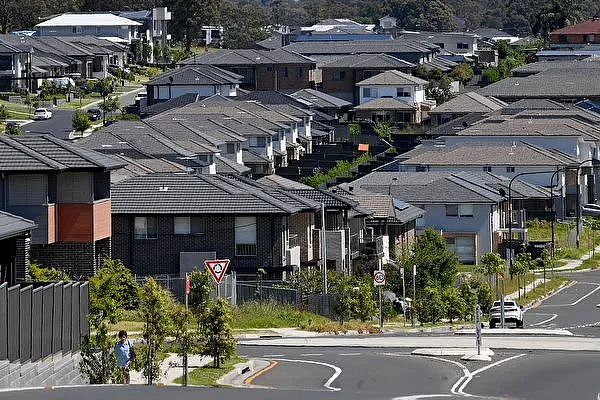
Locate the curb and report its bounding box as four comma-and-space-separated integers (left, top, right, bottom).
216, 359, 272, 388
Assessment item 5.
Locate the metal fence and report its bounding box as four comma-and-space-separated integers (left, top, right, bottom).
134, 274, 237, 305
0, 281, 89, 362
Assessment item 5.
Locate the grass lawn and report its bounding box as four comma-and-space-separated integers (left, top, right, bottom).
527, 220, 600, 260
231, 301, 330, 330
108, 320, 144, 334
173, 355, 245, 386
59, 97, 100, 110
520, 276, 571, 305
457, 264, 475, 273
0, 100, 33, 118
573, 252, 600, 271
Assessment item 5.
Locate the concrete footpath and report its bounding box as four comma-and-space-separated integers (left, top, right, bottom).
130, 354, 212, 385
554, 243, 600, 271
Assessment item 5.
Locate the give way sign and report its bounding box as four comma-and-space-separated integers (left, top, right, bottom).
373, 269, 386, 286
204, 259, 230, 284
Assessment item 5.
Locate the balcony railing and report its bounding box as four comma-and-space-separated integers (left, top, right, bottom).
359, 235, 384, 257
501, 209, 526, 230
288, 233, 300, 249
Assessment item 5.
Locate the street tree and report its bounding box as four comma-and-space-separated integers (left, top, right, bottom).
353, 276, 377, 322
100, 95, 120, 121
0, 104, 9, 122
170, 303, 194, 384
198, 298, 236, 368
72, 110, 91, 137
512, 252, 532, 299
459, 281, 478, 320
442, 286, 465, 323
477, 252, 505, 297
328, 272, 355, 324
138, 278, 174, 384
188, 269, 213, 326
415, 285, 446, 324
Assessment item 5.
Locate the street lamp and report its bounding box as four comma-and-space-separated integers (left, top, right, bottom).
575, 159, 598, 248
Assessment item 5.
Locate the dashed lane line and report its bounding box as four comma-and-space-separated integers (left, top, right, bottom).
543, 282, 600, 307
338, 353, 362, 356
299, 353, 324, 356
261, 354, 286, 357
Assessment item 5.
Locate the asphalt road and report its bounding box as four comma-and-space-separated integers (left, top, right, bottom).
21, 87, 142, 140
525, 269, 600, 336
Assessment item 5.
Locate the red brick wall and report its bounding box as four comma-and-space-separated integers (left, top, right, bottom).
58, 204, 93, 242
93, 200, 111, 241
48, 204, 56, 244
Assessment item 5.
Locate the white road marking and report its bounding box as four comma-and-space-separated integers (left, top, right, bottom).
379, 353, 469, 395
271, 358, 342, 391
262, 354, 285, 357
457, 353, 526, 395
545, 282, 600, 307
393, 395, 453, 399
338, 352, 362, 356
300, 353, 323, 356
530, 313, 558, 326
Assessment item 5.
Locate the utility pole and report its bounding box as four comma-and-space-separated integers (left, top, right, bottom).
401, 267, 406, 327
412, 264, 416, 327
321, 202, 328, 294
183, 273, 190, 386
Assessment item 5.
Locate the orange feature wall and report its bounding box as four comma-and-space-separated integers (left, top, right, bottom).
48, 204, 56, 244
57, 200, 111, 243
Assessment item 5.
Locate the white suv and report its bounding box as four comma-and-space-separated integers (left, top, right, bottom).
489, 300, 524, 328
33, 108, 53, 120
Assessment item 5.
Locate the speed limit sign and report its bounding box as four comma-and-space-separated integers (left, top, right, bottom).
373, 270, 386, 286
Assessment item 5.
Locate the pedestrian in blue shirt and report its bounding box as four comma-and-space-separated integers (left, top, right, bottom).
114, 330, 135, 384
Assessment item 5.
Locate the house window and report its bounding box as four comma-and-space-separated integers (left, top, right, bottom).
483, 166, 492, 172
446, 236, 475, 264
235, 216, 257, 256
174, 216, 205, 235
250, 137, 266, 148
362, 87, 378, 98
333, 70, 346, 81
586, 34, 595, 42
296, 67, 303, 78
283, 66, 289, 78
506, 166, 515, 173
457, 42, 469, 50
396, 87, 410, 97
446, 204, 473, 217
134, 217, 157, 239
266, 66, 273, 72
226, 143, 235, 153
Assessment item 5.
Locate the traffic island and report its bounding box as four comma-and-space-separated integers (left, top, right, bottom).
217, 359, 272, 388
454, 328, 573, 336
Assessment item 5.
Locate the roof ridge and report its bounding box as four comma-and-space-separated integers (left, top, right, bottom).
43, 134, 110, 168
0, 135, 67, 170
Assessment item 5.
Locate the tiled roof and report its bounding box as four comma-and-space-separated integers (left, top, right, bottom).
142, 93, 204, 116
456, 117, 600, 140
111, 173, 312, 214
321, 53, 415, 69
36, 13, 141, 27
350, 193, 424, 222
289, 189, 357, 209
429, 92, 507, 114
550, 19, 600, 35
353, 97, 416, 111
399, 141, 578, 167
355, 70, 428, 86
215, 155, 251, 175
242, 149, 271, 164
180, 48, 315, 66
237, 91, 312, 108
282, 40, 439, 55
257, 174, 313, 190
0, 211, 36, 240
512, 58, 600, 76
146, 65, 242, 86
0, 134, 123, 171
341, 171, 505, 204
291, 88, 352, 109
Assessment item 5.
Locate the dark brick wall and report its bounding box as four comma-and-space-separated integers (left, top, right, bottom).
30, 242, 96, 279
289, 212, 314, 262
111, 214, 286, 276
14, 237, 30, 282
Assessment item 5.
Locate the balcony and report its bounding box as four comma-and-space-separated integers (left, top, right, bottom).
349, 233, 360, 259
500, 209, 526, 230
288, 233, 300, 249
359, 235, 384, 258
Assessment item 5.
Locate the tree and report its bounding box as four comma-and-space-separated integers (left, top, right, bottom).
0, 104, 9, 122
470, 279, 495, 313
100, 95, 121, 121
450, 63, 474, 85
352, 276, 377, 322
188, 269, 213, 326
385, 0, 459, 31
170, 303, 194, 384
28, 262, 70, 282
442, 286, 465, 323
405, 228, 458, 292
80, 259, 138, 384
372, 121, 392, 141
513, 252, 532, 299
426, 75, 455, 105
348, 123, 361, 136
198, 298, 236, 368
415, 285, 446, 324
72, 110, 91, 136
459, 281, 478, 320
482, 68, 501, 84
288, 268, 323, 304
221, 1, 271, 48
477, 252, 505, 297
138, 278, 174, 384
328, 272, 355, 324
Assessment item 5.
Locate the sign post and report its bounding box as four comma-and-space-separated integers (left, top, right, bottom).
204, 259, 230, 299
183, 273, 190, 386
373, 269, 386, 332
412, 264, 416, 327
400, 267, 406, 327
475, 304, 482, 356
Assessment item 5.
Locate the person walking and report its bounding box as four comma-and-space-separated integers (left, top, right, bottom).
114, 330, 135, 384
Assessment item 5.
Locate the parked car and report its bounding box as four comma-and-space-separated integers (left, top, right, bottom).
33, 108, 52, 120
582, 203, 600, 217
489, 300, 523, 328
87, 108, 102, 121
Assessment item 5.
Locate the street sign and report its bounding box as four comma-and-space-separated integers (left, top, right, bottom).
475, 304, 483, 355
185, 274, 191, 295
204, 259, 230, 284
373, 269, 386, 286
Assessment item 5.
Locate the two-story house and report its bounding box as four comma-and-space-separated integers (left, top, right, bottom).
428, 92, 507, 126
549, 19, 600, 48
397, 31, 479, 57
0, 135, 123, 278
110, 173, 320, 277
0, 211, 37, 285
35, 13, 141, 44
145, 65, 243, 106
180, 48, 316, 91
0, 39, 30, 92
353, 70, 429, 123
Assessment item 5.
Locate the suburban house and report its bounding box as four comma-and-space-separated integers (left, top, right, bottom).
319, 53, 416, 103
353, 70, 430, 123
110, 173, 321, 277
0, 135, 123, 278
115, 7, 172, 63
292, 88, 352, 120
179, 48, 316, 91
512, 58, 600, 77
0, 39, 29, 92
35, 13, 141, 44
549, 18, 600, 48
473, 28, 520, 44
0, 211, 36, 286
397, 140, 578, 218
145, 65, 242, 106
428, 92, 507, 125
397, 31, 479, 57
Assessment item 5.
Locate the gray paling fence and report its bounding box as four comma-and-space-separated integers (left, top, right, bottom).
0, 281, 89, 363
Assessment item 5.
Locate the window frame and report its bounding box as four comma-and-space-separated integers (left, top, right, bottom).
134, 216, 158, 239
235, 216, 257, 256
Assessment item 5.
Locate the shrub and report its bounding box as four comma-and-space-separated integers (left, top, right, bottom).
442, 286, 465, 323
28, 262, 70, 282
415, 286, 446, 324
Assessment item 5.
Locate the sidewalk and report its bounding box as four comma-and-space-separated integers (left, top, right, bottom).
130, 353, 212, 385
505, 278, 544, 301
553, 243, 600, 271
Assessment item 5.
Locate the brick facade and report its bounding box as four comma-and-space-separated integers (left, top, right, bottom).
289, 212, 314, 262
30, 242, 98, 278
255, 63, 312, 91
14, 237, 30, 282
111, 214, 286, 276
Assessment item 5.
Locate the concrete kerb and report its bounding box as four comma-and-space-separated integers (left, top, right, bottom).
216, 359, 272, 388
454, 328, 573, 336
411, 347, 495, 357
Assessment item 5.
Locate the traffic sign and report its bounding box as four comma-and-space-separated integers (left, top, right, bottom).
185, 274, 191, 295
373, 269, 386, 286
204, 259, 230, 284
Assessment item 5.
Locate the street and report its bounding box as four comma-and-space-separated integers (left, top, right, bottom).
21, 87, 143, 140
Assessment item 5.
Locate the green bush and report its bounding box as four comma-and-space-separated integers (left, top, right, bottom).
415, 286, 446, 324
28, 262, 70, 282
146, 67, 162, 78
442, 286, 465, 323
301, 152, 371, 188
